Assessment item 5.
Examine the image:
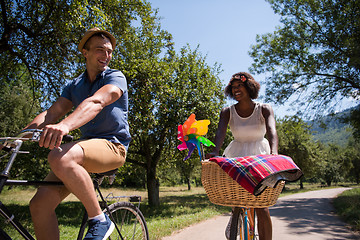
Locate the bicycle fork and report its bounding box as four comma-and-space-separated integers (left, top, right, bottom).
243, 208, 256, 240
0, 201, 35, 240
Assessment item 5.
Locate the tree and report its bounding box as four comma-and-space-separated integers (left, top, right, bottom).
347, 105, 360, 142
0, 0, 158, 102
320, 144, 352, 186
344, 138, 360, 184
0, 67, 41, 136
276, 116, 320, 188
0, 0, 85, 102
121, 44, 225, 206
249, 0, 360, 117
0, 69, 50, 180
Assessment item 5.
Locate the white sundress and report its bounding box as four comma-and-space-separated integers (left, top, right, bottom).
223, 102, 271, 158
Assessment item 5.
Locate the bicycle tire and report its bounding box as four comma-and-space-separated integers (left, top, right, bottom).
229, 207, 242, 240
229, 207, 257, 240
104, 201, 149, 240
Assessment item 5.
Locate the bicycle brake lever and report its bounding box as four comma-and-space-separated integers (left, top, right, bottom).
1, 146, 12, 152
31, 131, 42, 141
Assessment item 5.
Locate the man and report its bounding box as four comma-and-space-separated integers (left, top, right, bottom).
26, 28, 131, 240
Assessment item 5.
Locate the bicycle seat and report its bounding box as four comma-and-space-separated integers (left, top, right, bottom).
93, 169, 118, 186
97, 168, 118, 177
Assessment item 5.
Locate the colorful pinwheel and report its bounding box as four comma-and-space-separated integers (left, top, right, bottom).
177, 113, 215, 161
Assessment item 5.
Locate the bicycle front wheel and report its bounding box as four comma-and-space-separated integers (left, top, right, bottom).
104, 201, 149, 240
229, 207, 243, 240
229, 207, 255, 240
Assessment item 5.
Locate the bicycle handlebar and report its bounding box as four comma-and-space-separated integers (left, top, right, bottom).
0, 129, 73, 152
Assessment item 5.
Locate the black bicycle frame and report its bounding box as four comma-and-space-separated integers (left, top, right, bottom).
0, 136, 87, 239
0, 157, 66, 240
0, 131, 124, 240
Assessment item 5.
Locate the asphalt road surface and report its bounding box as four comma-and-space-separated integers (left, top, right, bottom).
161, 187, 360, 240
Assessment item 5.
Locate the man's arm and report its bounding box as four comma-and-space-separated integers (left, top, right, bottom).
25, 97, 74, 130
40, 84, 122, 149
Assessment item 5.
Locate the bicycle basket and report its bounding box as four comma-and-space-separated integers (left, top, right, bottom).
201, 160, 284, 208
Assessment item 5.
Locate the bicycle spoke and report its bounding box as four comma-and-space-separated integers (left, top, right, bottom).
106, 202, 149, 240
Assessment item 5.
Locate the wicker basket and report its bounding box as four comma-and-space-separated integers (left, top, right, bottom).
201, 160, 284, 208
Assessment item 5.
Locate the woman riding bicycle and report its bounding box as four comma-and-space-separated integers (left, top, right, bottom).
206, 72, 278, 240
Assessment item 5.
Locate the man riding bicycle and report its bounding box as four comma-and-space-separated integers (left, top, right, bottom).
19, 28, 130, 240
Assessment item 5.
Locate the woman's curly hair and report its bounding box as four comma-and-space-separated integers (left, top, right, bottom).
224, 72, 260, 99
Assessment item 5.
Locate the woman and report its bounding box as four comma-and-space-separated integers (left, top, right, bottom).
206, 72, 278, 240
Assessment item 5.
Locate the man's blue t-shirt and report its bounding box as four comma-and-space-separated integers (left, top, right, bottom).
61, 67, 131, 150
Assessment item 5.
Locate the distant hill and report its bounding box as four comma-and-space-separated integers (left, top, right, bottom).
308, 108, 354, 147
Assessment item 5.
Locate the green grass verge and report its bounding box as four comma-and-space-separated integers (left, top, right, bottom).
333, 187, 360, 232
1, 183, 359, 240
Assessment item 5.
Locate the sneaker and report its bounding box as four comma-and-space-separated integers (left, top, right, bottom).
83, 214, 115, 240
225, 213, 232, 240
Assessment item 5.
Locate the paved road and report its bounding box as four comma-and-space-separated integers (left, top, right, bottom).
161, 188, 360, 240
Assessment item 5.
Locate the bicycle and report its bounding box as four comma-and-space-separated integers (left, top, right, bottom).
228, 207, 256, 240
0, 129, 149, 240
201, 159, 285, 240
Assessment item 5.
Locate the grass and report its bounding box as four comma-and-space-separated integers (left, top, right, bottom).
1, 183, 359, 240
0, 186, 229, 240
333, 187, 360, 232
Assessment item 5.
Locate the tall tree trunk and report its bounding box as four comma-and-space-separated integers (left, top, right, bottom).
147, 164, 160, 206
300, 178, 304, 189
187, 177, 191, 191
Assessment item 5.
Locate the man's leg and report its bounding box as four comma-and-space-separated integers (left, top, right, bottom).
256, 207, 272, 240
34, 139, 125, 239
47, 142, 103, 218
29, 171, 70, 240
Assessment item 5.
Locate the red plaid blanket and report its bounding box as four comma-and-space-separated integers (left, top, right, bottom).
209, 155, 303, 196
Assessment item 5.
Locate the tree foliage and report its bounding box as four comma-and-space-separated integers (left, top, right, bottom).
249, 0, 360, 116
0, 0, 85, 102
319, 144, 352, 186
345, 139, 360, 184
0, 68, 50, 180
121, 44, 224, 205
276, 116, 320, 188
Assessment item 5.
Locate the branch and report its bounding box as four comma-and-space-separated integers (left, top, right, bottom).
125, 157, 147, 168
311, 71, 360, 90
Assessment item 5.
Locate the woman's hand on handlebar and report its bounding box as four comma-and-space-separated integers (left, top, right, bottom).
205, 151, 218, 159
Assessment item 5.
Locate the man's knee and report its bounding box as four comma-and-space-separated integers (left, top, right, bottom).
47, 143, 83, 173
47, 148, 63, 170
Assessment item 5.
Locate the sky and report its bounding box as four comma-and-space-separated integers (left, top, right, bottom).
146, 0, 357, 118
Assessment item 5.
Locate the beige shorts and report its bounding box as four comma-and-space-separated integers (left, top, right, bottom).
77, 138, 126, 173
43, 139, 126, 200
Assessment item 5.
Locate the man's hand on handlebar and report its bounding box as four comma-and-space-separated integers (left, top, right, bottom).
39, 124, 70, 150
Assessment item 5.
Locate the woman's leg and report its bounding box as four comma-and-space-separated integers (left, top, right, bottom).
255, 207, 272, 240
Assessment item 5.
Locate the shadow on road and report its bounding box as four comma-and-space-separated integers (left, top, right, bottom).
271, 197, 359, 239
